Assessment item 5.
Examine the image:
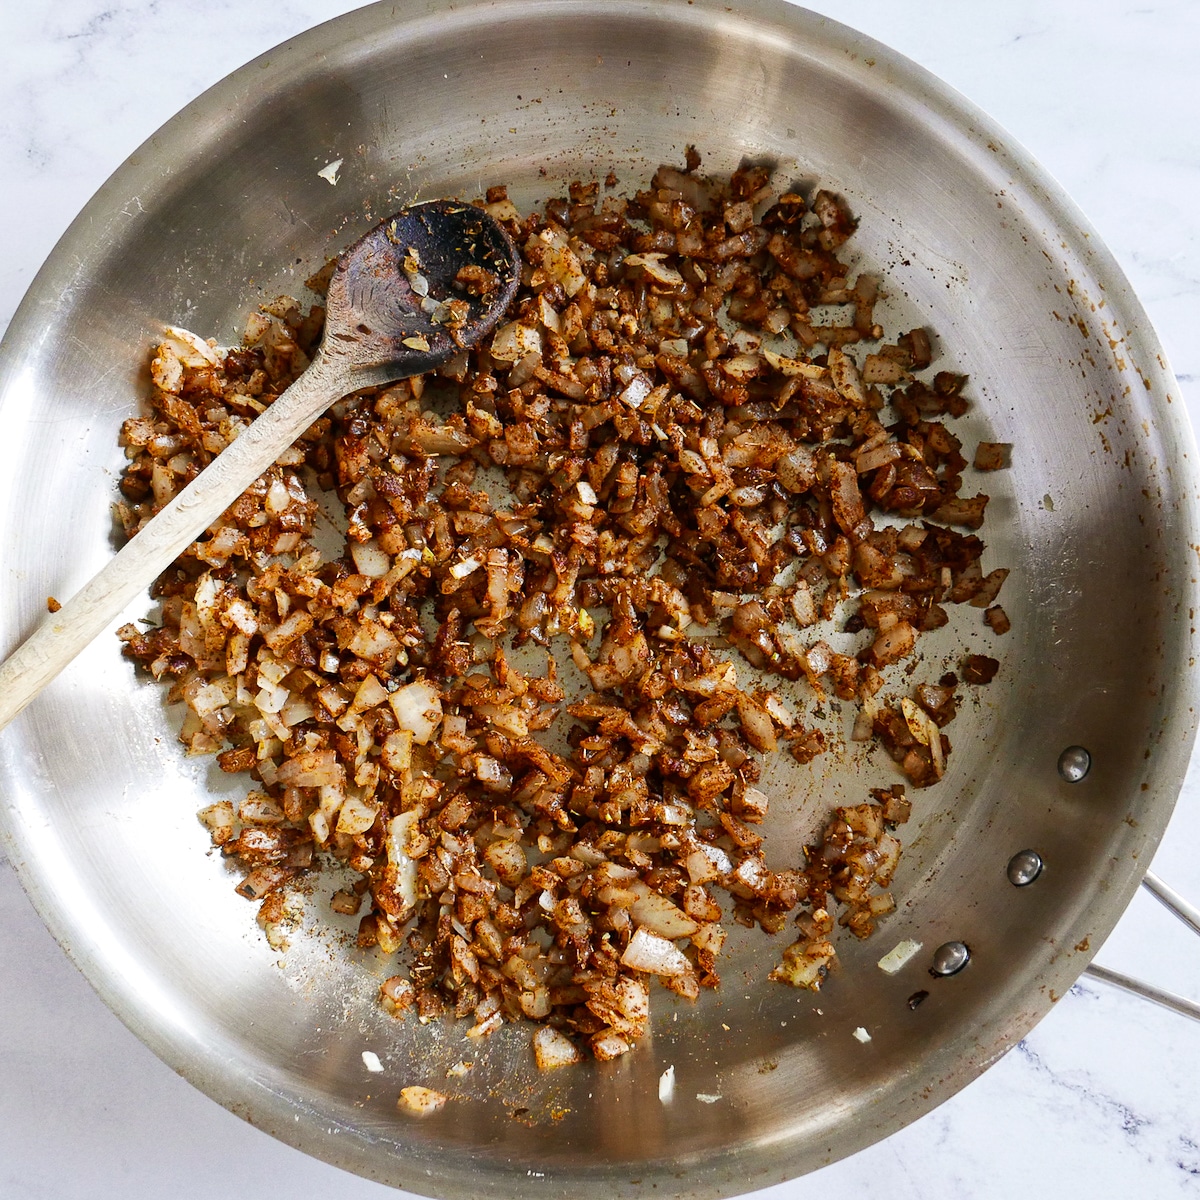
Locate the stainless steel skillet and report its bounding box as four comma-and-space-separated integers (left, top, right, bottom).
0, 2, 1196, 1197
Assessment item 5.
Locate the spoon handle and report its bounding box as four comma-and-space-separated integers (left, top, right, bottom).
0, 352, 353, 732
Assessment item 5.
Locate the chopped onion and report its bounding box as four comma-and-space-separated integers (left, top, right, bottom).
351, 540, 391, 578
621, 928, 692, 977
878, 936, 921, 974
121, 157, 1003, 1072
397, 1086, 447, 1116
387, 680, 443, 744
629, 890, 700, 939
532, 1026, 584, 1071
386, 812, 421, 914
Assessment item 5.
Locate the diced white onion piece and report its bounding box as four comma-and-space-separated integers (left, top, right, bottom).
484, 839, 527, 886
255, 681, 289, 714
317, 159, 343, 185
621, 928, 692, 977
730, 856, 766, 892
738, 788, 770, 821
397, 1086, 446, 1116
852, 1026, 872, 1043
490, 320, 542, 364
538, 294, 561, 331
484, 198, 521, 222
190, 680, 231, 717
684, 843, 732, 884
257, 654, 290, 686
761, 694, 794, 730
151, 345, 183, 393
194, 572, 222, 624
163, 325, 220, 367
239, 793, 284, 824
829, 346, 868, 406
474, 754, 513, 792
386, 812, 421, 913
351, 540, 392, 578
877, 938, 924, 975
308, 809, 330, 844
630, 892, 699, 939
532, 1026, 583, 1071
590, 1032, 633, 1061
762, 347, 826, 378
265, 477, 291, 515
315, 684, 349, 719
595, 862, 639, 885
543, 242, 587, 297
318, 782, 346, 817
349, 620, 400, 666
337, 792, 380, 836
721, 353, 761, 381
929, 720, 945, 778
198, 801, 235, 842
276, 747, 342, 788
362, 1050, 384, 1073
381, 728, 414, 773
696, 1093, 722, 1104
899, 698, 931, 745
279, 696, 315, 728
348, 673, 388, 714
623, 252, 685, 287
224, 598, 259, 635
691, 922, 726, 956
467, 1011, 504, 1039
450, 556, 483, 579
658, 1065, 676, 1104
388, 680, 443, 744
851, 705, 875, 742
620, 374, 653, 410
615, 975, 650, 1024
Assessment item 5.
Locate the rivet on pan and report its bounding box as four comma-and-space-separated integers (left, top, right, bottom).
1058, 745, 1091, 782
1007, 849, 1044, 887
930, 941, 970, 977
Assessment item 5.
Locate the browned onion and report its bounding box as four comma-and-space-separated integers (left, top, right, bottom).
116, 153, 1006, 1069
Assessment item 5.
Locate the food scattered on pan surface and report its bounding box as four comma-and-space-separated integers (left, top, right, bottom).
115, 152, 1007, 1066
876, 937, 924, 975
398, 1084, 448, 1116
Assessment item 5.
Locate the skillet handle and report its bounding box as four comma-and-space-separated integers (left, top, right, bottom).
1081, 872, 1200, 1021
1141, 871, 1200, 936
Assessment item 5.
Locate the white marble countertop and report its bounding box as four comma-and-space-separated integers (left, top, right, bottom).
2, 1, 1199, 1197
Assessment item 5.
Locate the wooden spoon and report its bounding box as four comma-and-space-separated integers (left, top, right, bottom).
0, 200, 519, 731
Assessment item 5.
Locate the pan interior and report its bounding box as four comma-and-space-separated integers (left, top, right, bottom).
0, 1, 1195, 1196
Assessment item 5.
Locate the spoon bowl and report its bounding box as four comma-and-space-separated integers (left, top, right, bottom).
325, 199, 520, 377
